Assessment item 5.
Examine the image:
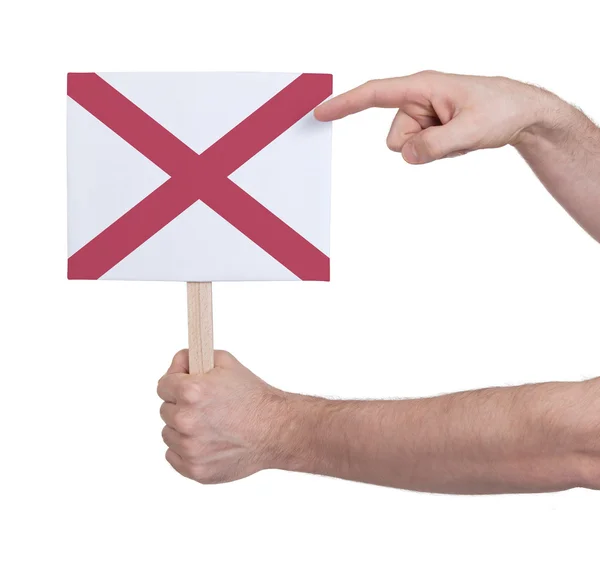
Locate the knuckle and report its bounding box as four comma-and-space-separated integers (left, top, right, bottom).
165, 449, 178, 467
179, 379, 201, 405
415, 70, 443, 89
361, 79, 380, 105
172, 410, 194, 434
367, 81, 380, 103
190, 464, 209, 483
180, 437, 198, 459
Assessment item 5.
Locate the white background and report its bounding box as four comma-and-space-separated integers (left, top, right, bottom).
1, 1, 598, 559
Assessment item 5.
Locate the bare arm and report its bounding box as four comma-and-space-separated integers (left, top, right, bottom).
275, 378, 600, 494
156, 73, 600, 493
314, 72, 600, 243
158, 351, 600, 493
515, 98, 600, 242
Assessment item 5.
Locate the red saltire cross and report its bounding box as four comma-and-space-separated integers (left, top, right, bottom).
67, 73, 332, 281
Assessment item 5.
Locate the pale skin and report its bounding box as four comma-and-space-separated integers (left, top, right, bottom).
158, 71, 600, 493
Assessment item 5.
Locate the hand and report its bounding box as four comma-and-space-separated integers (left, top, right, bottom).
157, 350, 288, 484
315, 70, 559, 164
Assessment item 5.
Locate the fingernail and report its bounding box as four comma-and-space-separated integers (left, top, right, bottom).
403, 143, 420, 164
446, 150, 468, 159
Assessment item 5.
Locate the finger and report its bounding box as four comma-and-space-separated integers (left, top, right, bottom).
162, 425, 185, 455
162, 425, 201, 461
160, 402, 197, 435
159, 402, 179, 429
162, 424, 179, 447
157, 372, 199, 404
314, 76, 424, 121
402, 116, 479, 164
445, 149, 471, 159
165, 448, 195, 480
386, 110, 422, 153
213, 349, 238, 369
167, 349, 189, 375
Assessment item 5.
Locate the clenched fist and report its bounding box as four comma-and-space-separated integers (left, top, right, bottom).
157, 350, 291, 484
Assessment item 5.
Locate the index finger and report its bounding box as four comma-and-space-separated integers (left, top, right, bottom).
167, 349, 189, 375
314, 76, 424, 121
156, 372, 190, 403
157, 350, 191, 403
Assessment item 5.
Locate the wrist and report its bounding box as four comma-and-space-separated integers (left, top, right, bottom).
564, 379, 600, 490
525, 381, 600, 490
513, 86, 583, 148
261, 392, 331, 473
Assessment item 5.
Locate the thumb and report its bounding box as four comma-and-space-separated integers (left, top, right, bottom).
402, 117, 476, 165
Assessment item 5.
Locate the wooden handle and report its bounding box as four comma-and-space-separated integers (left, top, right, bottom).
187, 282, 214, 374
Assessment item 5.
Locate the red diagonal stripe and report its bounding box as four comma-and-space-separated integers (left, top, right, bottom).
68, 73, 198, 177
67, 72, 332, 280
203, 176, 330, 280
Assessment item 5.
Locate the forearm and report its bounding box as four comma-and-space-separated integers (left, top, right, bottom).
516, 91, 600, 243
271, 379, 600, 494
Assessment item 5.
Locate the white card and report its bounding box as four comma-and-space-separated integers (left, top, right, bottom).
67, 72, 332, 281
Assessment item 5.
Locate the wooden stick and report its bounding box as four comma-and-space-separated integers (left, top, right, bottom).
187, 282, 214, 375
